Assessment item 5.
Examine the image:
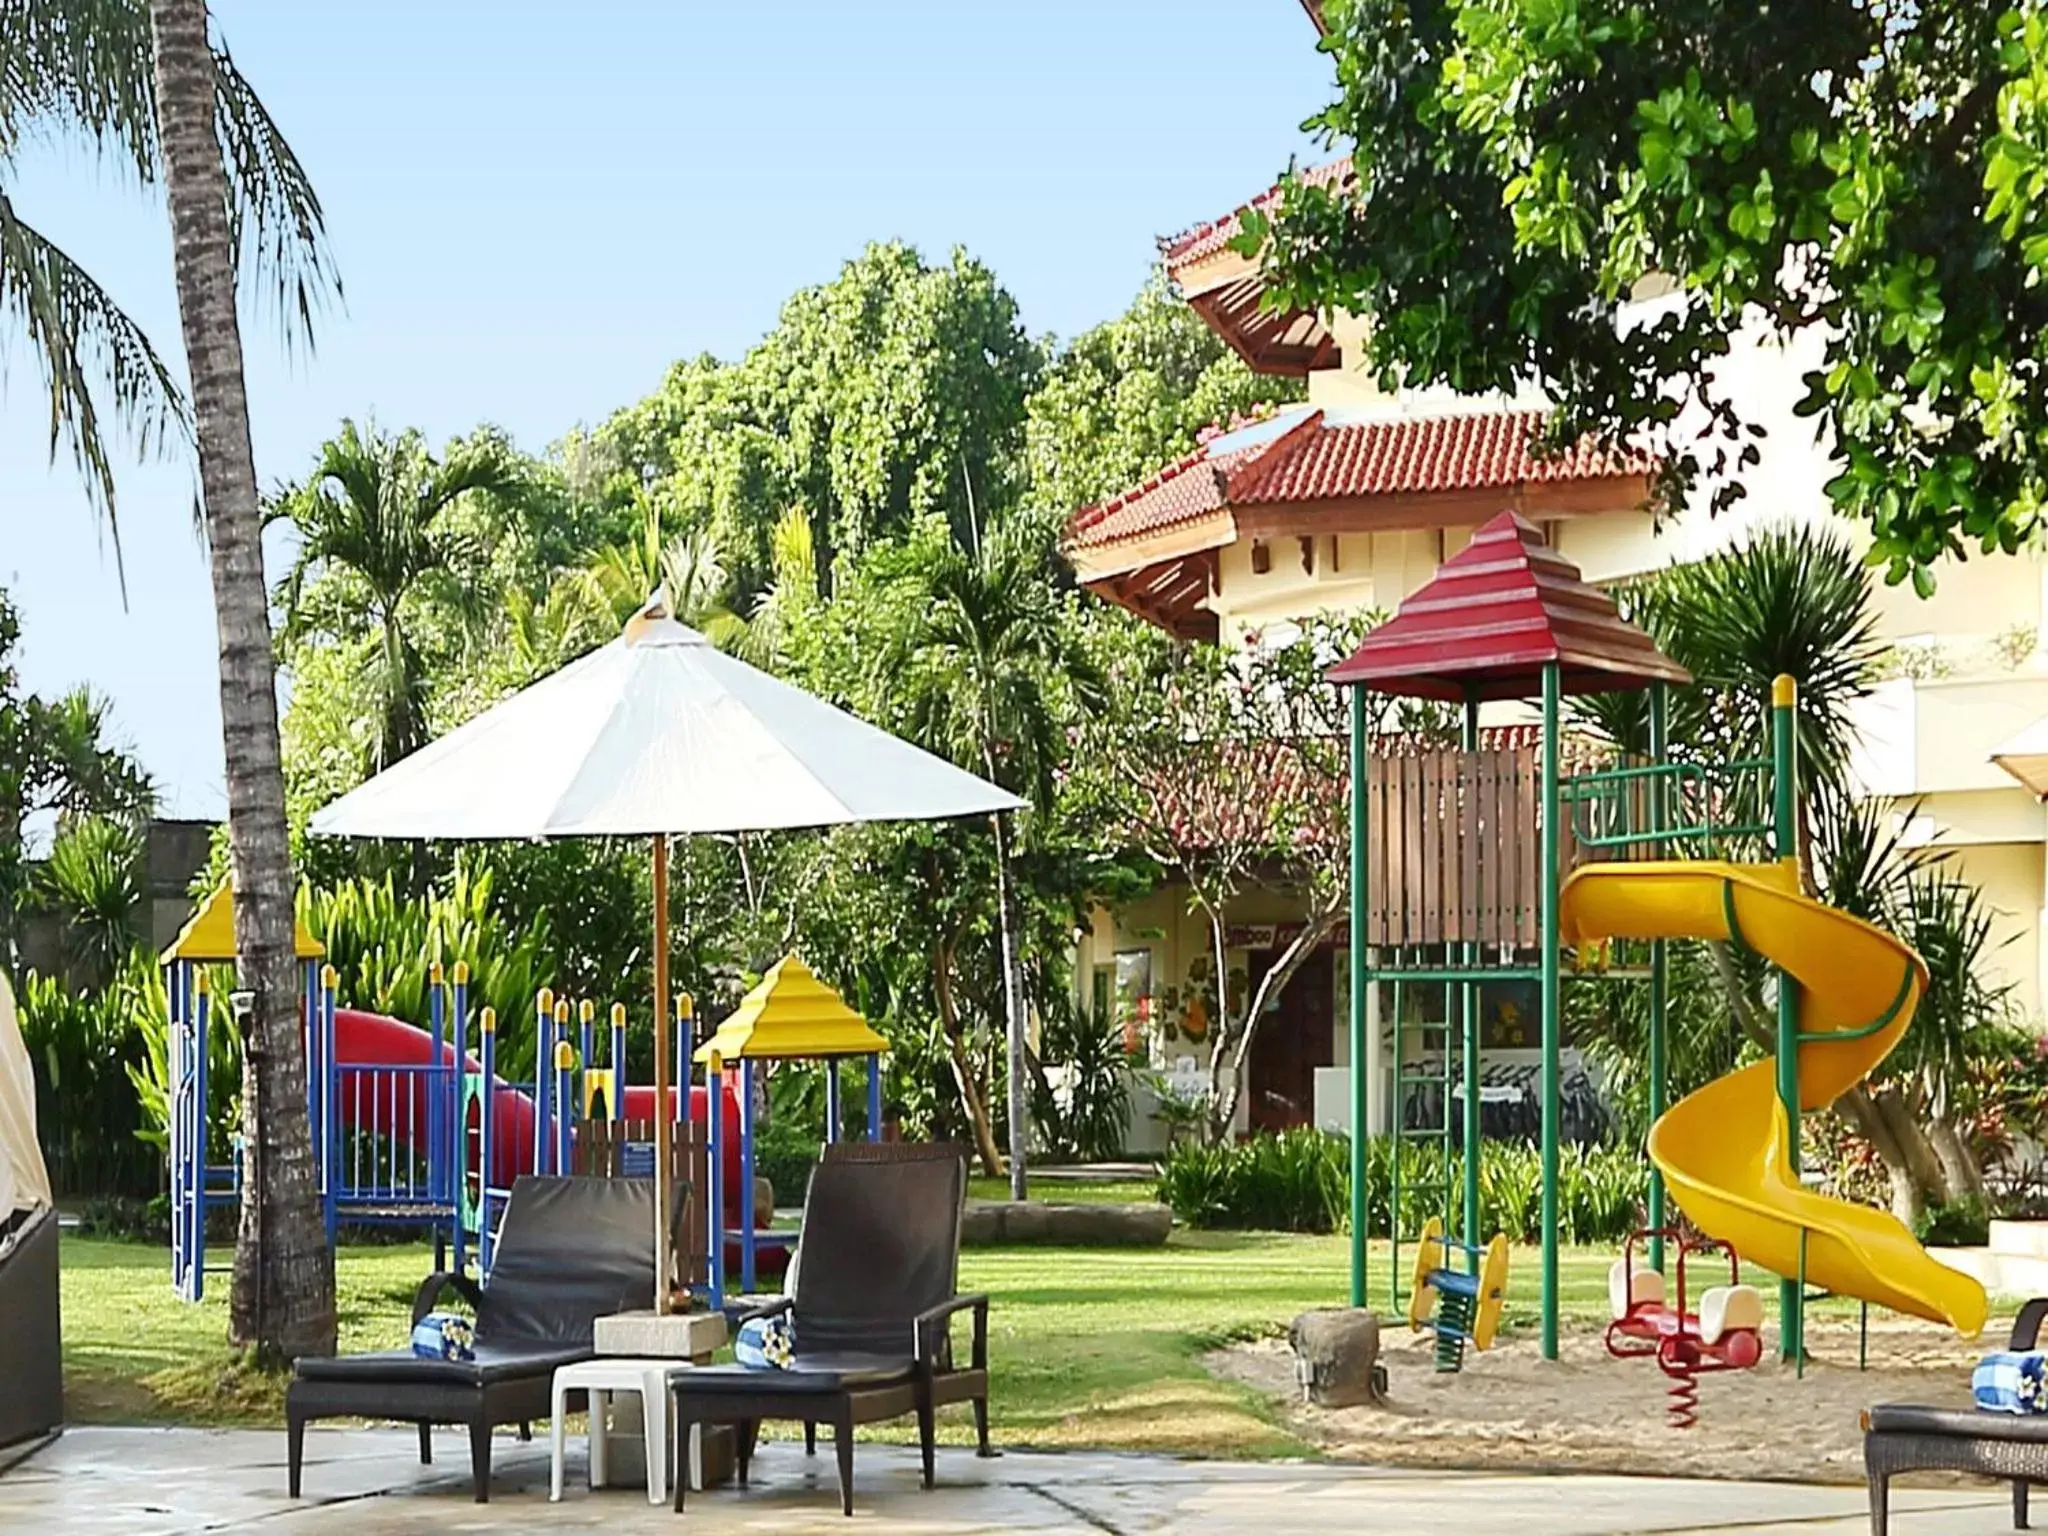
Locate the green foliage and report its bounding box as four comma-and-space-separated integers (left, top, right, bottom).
1257, 0, 2039, 589
1023, 272, 1302, 515
34, 814, 143, 985
270, 419, 530, 771
1157, 1128, 1349, 1233
1157, 1132, 1654, 1246
299, 869, 552, 1084
1914, 1195, 1991, 1248
0, 586, 154, 960
15, 957, 158, 1195
1031, 992, 1131, 1162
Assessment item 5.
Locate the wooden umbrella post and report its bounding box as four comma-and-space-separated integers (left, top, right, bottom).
652, 832, 672, 1314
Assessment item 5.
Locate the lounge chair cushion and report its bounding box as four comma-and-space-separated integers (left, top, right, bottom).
1869, 1403, 2048, 1443
673, 1351, 916, 1394
296, 1339, 591, 1388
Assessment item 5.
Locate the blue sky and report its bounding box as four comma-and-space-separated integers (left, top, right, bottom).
2, 2, 1332, 818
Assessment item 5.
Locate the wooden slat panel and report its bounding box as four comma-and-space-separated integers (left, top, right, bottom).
1475, 750, 1498, 948
1419, 750, 1441, 946
1458, 749, 1480, 945
1515, 747, 1539, 947
1366, 758, 1388, 947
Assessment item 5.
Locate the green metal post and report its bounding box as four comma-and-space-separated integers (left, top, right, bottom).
1348, 683, 1369, 1309
1772, 674, 1802, 1364
1461, 693, 1482, 1256
1389, 973, 1404, 1312
1539, 662, 1562, 1360
1647, 680, 1668, 1273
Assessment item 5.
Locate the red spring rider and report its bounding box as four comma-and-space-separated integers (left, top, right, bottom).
1604, 1228, 1763, 1428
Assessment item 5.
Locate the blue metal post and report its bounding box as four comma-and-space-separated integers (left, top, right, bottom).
707, 1052, 726, 1299
609, 1003, 628, 1124
866, 1052, 883, 1143
321, 966, 339, 1247
579, 1000, 595, 1117
193, 972, 210, 1300
451, 964, 469, 1275
533, 989, 553, 1175
429, 964, 447, 1208
740, 1057, 758, 1292
480, 1007, 498, 1275
825, 1059, 843, 1144
554, 1027, 574, 1176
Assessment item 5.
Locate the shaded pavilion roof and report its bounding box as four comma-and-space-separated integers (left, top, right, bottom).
1325, 510, 1691, 702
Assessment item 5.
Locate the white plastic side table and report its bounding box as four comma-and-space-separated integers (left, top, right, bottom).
549, 1357, 700, 1504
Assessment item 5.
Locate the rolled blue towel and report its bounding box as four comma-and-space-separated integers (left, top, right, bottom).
1973, 1350, 2048, 1413
410, 1311, 476, 1363
735, 1313, 795, 1370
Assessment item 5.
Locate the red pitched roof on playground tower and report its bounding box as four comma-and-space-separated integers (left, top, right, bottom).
1326, 510, 1691, 702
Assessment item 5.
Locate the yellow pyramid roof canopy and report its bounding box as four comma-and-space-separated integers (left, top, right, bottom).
693, 955, 886, 1062
163, 884, 325, 963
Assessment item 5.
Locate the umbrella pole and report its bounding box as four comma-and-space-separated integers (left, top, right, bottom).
652, 832, 672, 1315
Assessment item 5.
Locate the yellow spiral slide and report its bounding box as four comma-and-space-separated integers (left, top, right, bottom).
1559, 858, 1988, 1337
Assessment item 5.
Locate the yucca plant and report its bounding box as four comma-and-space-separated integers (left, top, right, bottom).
34, 815, 143, 987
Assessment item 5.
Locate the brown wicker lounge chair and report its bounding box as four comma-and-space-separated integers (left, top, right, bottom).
287, 1175, 670, 1503
1865, 1298, 2048, 1535
669, 1143, 989, 1516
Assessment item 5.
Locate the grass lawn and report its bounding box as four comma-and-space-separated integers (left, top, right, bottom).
59, 1229, 1802, 1456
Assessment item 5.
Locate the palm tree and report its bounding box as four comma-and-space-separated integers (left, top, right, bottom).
2, 0, 333, 564
884, 514, 1102, 1195
580, 493, 755, 652
272, 420, 525, 770
147, 0, 335, 1359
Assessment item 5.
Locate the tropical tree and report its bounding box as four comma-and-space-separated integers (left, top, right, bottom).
1023, 272, 1304, 516
1251, 0, 2042, 591
0, 0, 328, 555
34, 815, 144, 986
271, 420, 526, 771
147, 0, 336, 1359
1570, 523, 2000, 1222
0, 588, 154, 963
878, 514, 1103, 1194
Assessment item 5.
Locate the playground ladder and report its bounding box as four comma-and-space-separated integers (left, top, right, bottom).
1388, 964, 1462, 1315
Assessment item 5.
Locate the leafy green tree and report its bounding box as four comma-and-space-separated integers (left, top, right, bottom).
34, 815, 143, 986
1024, 273, 1304, 515
1, 0, 331, 558
1252, 0, 2044, 589
271, 420, 527, 771
592, 243, 1041, 595
0, 589, 154, 964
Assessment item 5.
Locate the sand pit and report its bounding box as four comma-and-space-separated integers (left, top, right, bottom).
1211, 1312, 1986, 1482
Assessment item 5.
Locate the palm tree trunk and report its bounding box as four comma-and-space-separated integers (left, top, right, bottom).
148, 0, 335, 1361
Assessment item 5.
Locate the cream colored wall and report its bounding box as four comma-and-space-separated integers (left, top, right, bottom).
1927, 840, 2045, 1023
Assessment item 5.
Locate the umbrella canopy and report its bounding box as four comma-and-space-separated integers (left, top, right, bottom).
308, 593, 1024, 1313
309, 597, 1024, 840
0, 973, 52, 1224
1993, 713, 2048, 799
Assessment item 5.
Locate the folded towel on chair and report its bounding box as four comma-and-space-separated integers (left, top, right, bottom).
1973, 1351, 2048, 1413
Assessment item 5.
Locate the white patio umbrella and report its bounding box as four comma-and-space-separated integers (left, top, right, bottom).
310, 593, 1024, 1306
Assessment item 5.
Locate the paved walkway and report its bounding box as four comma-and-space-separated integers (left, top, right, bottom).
0, 1426, 2015, 1533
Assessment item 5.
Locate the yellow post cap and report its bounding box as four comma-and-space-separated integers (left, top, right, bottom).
611, 1003, 627, 1025
1773, 674, 1797, 708
579, 999, 595, 1023
537, 987, 555, 1013
677, 992, 694, 1020
554, 1039, 576, 1070
195, 970, 211, 994
321, 963, 339, 987
481, 1006, 497, 1034
553, 999, 569, 1024
430, 960, 444, 984
452, 961, 469, 985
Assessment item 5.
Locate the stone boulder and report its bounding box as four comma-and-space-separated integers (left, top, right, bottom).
959, 1200, 1173, 1247
1290, 1308, 1385, 1408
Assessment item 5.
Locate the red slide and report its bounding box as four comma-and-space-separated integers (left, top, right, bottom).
330, 1008, 743, 1208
